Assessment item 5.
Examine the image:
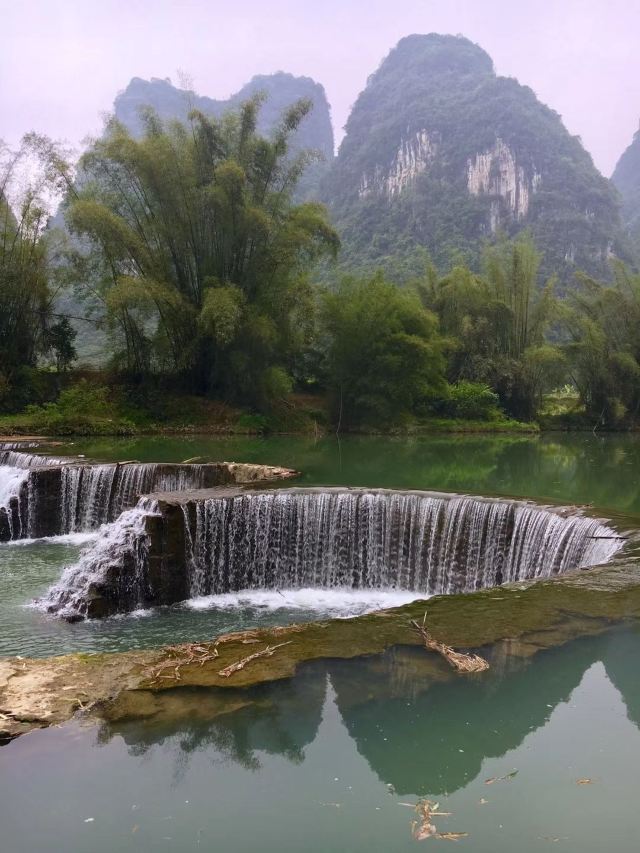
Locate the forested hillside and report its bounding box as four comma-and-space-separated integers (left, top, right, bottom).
323, 34, 628, 283
612, 125, 640, 252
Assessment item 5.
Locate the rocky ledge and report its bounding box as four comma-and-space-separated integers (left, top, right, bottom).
2, 557, 640, 743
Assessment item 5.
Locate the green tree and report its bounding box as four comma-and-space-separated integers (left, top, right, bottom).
0, 138, 69, 408
56, 98, 338, 407
44, 317, 77, 372
322, 274, 447, 427
422, 237, 564, 420
564, 263, 640, 425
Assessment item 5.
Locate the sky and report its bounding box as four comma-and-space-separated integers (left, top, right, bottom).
2, 0, 640, 176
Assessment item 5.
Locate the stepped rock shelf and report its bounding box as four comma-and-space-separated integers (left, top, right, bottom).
0, 442, 639, 743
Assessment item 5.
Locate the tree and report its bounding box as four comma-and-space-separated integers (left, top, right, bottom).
57, 97, 338, 407
0, 138, 70, 407
44, 317, 77, 372
321, 274, 447, 427
421, 236, 564, 420
564, 263, 640, 425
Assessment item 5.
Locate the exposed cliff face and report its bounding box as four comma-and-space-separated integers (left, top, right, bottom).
466, 138, 541, 227
359, 130, 440, 199
324, 33, 628, 283
114, 72, 334, 199
612, 126, 640, 251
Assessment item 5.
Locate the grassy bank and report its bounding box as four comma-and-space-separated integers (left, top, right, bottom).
0, 376, 542, 437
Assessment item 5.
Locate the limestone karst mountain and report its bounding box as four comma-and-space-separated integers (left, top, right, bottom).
612, 125, 640, 253
322, 33, 628, 283
114, 72, 334, 200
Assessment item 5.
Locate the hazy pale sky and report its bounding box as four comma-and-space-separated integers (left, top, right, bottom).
2, 0, 639, 175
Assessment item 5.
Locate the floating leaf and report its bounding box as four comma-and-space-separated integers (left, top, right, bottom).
436, 832, 469, 841
576, 778, 594, 785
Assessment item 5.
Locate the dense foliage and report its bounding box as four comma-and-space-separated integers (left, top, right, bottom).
421, 237, 564, 420
564, 263, 640, 425
4, 92, 640, 434
321, 275, 446, 426
0, 138, 76, 410
60, 100, 338, 408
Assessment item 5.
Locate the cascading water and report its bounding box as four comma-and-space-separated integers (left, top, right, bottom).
0, 466, 30, 540
0, 451, 230, 541
183, 491, 622, 597
39, 497, 160, 620
0, 451, 69, 468
58, 463, 218, 533
0, 451, 73, 541
40, 488, 625, 620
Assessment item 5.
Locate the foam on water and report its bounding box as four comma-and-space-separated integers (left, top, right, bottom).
35, 498, 160, 619
2, 532, 99, 548
184, 587, 425, 618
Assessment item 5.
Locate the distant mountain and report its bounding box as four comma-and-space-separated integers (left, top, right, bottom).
612, 125, 640, 252
323, 34, 628, 283
114, 72, 334, 199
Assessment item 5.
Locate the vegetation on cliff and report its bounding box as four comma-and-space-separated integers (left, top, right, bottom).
323, 34, 628, 284
612, 126, 640, 252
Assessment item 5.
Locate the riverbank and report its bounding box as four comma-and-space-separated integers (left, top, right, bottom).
0, 398, 536, 437
0, 380, 539, 436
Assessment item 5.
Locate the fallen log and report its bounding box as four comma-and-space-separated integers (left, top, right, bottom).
411, 613, 489, 673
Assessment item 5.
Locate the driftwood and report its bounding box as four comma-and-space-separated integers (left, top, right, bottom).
146, 627, 303, 685
408, 799, 468, 842
218, 642, 292, 678
411, 613, 489, 674
147, 642, 220, 685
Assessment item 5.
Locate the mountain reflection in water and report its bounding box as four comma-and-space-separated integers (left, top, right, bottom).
99, 627, 640, 793
2, 627, 640, 853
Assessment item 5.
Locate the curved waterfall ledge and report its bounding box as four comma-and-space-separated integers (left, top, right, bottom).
0, 450, 296, 542
39, 487, 625, 620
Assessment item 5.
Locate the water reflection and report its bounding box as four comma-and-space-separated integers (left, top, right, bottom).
98, 627, 640, 796
56, 433, 640, 515
3, 628, 640, 853
100, 668, 327, 774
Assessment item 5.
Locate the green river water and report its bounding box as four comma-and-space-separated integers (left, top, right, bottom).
1, 434, 639, 851
2, 432, 640, 658
2, 628, 640, 852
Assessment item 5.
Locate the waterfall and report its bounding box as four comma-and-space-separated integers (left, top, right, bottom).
38, 497, 160, 619
0, 451, 72, 540
0, 450, 69, 468
58, 463, 214, 533
1, 451, 293, 542
0, 465, 30, 539
183, 491, 622, 598
36, 488, 626, 620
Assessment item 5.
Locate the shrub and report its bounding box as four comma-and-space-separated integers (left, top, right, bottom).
437, 381, 502, 420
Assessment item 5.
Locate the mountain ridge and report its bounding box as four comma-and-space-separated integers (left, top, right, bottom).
612, 124, 640, 252
322, 33, 629, 283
